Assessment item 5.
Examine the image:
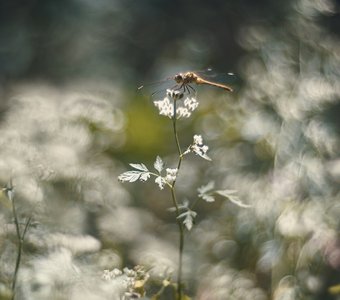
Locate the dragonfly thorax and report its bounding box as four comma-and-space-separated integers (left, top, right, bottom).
174, 72, 197, 85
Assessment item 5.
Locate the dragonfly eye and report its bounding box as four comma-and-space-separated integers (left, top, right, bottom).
174, 74, 183, 83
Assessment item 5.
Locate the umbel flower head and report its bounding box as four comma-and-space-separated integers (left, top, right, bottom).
153, 89, 199, 119
183, 134, 212, 161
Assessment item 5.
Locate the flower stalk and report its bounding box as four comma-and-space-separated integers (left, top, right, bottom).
118, 89, 219, 299
3, 180, 32, 300
171, 99, 185, 299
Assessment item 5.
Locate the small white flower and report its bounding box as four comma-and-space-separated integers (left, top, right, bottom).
123, 267, 136, 277
165, 168, 178, 183
113, 268, 123, 276
166, 89, 183, 100
102, 266, 149, 298
153, 89, 199, 119
176, 107, 191, 118
102, 268, 123, 280
153, 97, 174, 118
184, 97, 199, 111
102, 270, 112, 280
155, 176, 166, 190
184, 134, 211, 161
193, 134, 203, 145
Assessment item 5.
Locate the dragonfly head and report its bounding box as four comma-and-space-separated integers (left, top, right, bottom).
174, 73, 184, 84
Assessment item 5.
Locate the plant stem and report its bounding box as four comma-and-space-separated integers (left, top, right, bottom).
170, 187, 184, 299
11, 193, 32, 300
171, 101, 185, 299
11, 195, 21, 297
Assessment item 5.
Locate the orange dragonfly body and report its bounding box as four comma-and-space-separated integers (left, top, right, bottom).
138, 71, 233, 95
173, 71, 233, 92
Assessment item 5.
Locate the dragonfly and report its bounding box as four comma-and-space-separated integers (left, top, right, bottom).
138, 70, 233, 97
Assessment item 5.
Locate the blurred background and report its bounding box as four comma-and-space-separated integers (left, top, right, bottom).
0, 0, 340, 299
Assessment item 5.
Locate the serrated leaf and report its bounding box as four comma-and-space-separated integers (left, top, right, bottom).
197, 181, 215, 195
129, 163, 149, 172
177, 212, 188, 219
198, 181, 215, 202
154, 156, 164, 173
178, 210, 197, 231
183, 217, 194, 231
200, 153, 212, 161
180, 199, 190, 209
216, 190, 251, 208
201, 194, 215, 202
170, 201, 189, 212
140, 172, 151, 181
118, 171, 142, 182
167, 206, 176, 212
118, 170, 150, 183
227, 195, 251, 208
215, 189, 237, 197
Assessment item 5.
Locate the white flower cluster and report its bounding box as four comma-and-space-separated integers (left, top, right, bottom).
153, 89, 199, 119
102, 266, 149, 299
155, 167, 178, 190
165, 168, 178, 184
184, 134, 211, 161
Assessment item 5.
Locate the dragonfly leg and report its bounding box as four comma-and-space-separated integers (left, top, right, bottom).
175, 84, 184, 91
187, 84, 196, 95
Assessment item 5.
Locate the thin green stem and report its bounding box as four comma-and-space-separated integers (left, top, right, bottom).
170, 187, 185, 299
11, 196, 21, 297
10, 190, 32, 300
173, 119, 182, 156
171, 100, 185, 299
172, 102, 184, 184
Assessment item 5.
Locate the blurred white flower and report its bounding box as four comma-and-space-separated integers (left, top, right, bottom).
196, 266, 267, 300
130, 235, 178, 280
102, 265, 149, 299
31, 233, 101, 255
19, 248, 80, 300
